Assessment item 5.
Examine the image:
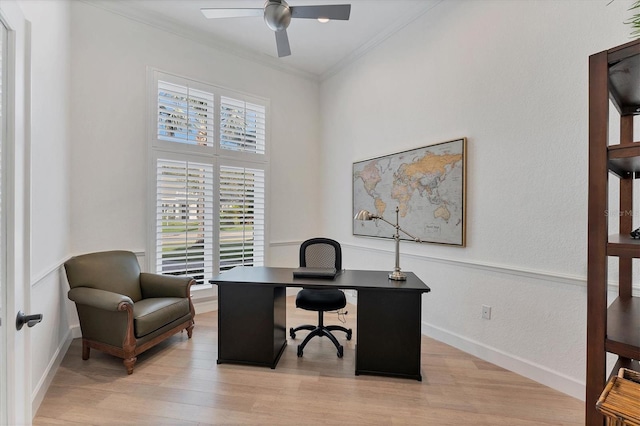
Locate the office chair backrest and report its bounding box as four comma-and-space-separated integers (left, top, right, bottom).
300, 238, 342, 270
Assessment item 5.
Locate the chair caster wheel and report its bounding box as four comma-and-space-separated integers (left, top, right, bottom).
346, 330, 352, 341
337, 346, 343, 358
289, 328, 296, 339
297, 346, 303, 357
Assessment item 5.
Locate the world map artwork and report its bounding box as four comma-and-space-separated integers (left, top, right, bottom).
353, 139, 466, 246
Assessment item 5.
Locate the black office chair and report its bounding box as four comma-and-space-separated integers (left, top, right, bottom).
289, 238, 352, 358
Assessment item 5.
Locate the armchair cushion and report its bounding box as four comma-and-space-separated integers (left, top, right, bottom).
133, 298, 190, 338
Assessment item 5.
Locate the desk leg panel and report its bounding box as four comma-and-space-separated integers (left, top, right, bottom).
356, 289, 422, 380
217, 283, 286, 368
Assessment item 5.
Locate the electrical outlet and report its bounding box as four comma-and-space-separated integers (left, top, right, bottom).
482, 305, 491, 320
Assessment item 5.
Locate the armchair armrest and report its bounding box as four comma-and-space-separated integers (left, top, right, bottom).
139, 273, 193, 299
68, 287, 133, 311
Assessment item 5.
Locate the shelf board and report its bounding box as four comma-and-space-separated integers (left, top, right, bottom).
608, 144, 640, 178
608, 234, 640, 258
609, 53, 640, 115
605, 296, 640, 360
608, 38, 640, 64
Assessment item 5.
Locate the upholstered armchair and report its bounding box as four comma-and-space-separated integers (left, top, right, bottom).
64, 250, 195, 374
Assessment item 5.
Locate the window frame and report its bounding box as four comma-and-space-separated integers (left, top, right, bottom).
147, 69, 270, 281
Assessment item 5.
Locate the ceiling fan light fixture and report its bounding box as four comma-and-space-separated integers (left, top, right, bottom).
201, 1, 351, 58
264, 1, 292, 32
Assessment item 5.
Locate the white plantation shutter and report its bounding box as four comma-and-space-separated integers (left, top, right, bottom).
219, 165, 265, 270
150, 71, 268, 281
157, 80, 215, 147
220, 96, 266, 154
155, 159, 214, 284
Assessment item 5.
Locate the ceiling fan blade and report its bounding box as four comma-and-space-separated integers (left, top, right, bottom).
290, 4, 351, 20
275, 30, 291, 58
200, 8, 264, 19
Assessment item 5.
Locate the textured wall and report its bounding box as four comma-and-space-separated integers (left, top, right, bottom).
319, 0, 636, 398
69, 2, 322, 259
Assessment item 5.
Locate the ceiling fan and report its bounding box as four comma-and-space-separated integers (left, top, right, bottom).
201, 1, 351, 58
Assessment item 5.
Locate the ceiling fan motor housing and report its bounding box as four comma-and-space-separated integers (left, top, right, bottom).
264, 0, 291, 31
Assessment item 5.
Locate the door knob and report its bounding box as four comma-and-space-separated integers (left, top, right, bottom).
16, 311, 43, 330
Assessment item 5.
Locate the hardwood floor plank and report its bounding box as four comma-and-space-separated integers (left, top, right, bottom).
34, 296, 583, 425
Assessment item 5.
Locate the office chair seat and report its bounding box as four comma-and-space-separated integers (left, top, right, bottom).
295, 288, 345, 311
290, 238, 352, 358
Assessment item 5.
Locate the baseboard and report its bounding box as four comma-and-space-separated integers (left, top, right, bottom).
194, 298, 217, 314
31, 328, 74, 415
70, 325, 82, 339
421, 321, 585, 401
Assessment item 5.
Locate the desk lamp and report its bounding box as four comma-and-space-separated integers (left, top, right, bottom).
354, 206, 422, 280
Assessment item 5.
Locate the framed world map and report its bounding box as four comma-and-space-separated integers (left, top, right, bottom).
352, 138, 467, 246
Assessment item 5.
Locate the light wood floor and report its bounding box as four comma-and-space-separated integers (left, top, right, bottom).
34, 297, 584, 425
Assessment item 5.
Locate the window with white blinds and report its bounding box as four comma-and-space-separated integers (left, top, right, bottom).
155, 159, 214, 284
157, 80, 215, 147
150, 71, 269, 283
220, 96, 266, 154
219, 165, 265, 271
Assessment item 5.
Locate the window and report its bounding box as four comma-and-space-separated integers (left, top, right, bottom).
149, 71, 268, 284
219, 165, 265, 270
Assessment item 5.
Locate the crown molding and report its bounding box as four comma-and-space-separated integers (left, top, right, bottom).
319, 0, 444, 82
78, 0, 446, 84
79, 0, 318, 82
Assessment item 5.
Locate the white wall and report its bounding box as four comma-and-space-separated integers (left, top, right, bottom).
17, 0, 73, 414
69, 2, 322, 264
320, 0, 637, 399
24, 0, 639, 413
23, 0, 321, 416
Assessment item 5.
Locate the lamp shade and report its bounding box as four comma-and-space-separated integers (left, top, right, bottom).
354, 210, 375, 221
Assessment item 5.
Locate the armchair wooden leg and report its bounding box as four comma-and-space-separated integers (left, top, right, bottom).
123, 357, 137, 375
186, 322, 194, 339
82, 340, 90, 360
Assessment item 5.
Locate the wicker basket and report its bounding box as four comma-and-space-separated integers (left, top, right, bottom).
596, 368, 640, 426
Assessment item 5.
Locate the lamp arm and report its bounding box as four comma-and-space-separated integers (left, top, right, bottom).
396, 225, 422, 243
372, 215, 422, 243
362, 206, 421, 281
373, 216, 396, 229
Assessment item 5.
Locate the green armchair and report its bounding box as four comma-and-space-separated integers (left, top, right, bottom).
64, 250, 195, 374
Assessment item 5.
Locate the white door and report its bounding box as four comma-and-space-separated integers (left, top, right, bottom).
0, 16, 7, 426
0, 1, 31, 424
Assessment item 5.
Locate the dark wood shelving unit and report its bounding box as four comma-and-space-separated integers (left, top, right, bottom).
608, 144, 640, 178
605, 297, 640, 359
587, 39, 640, 425
607, 234, 640, 257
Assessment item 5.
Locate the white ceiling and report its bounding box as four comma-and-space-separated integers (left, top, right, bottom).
89, 0, 442, 79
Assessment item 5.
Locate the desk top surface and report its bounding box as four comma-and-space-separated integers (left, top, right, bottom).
210, 266, 431, 292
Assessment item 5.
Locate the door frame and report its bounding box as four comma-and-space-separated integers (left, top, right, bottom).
0, 15, 7, 426
0, 1, 31, 424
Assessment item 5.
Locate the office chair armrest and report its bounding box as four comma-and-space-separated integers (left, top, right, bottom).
139, 273, 193, 299
67, 287, 134, 311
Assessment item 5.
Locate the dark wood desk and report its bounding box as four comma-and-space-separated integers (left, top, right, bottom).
210, 266, 431, 380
